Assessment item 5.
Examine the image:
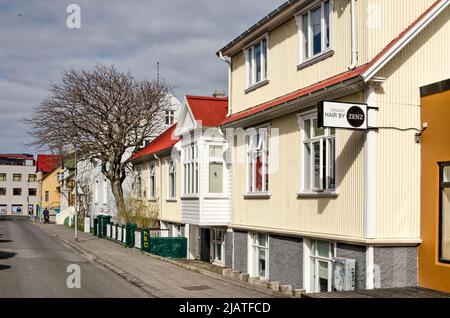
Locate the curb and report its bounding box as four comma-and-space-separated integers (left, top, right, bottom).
33, 222, 169, 298
33, 222, 291, 298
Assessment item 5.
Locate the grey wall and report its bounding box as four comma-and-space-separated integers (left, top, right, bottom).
374, 246, 418, 288
225, 230, 233, 268
233, 230, 248, 273
269, 235, 303, 289
336, 243, 366, 290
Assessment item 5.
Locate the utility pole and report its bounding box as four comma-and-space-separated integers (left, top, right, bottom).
74, 146, 78, 241
157, 61, 160, 83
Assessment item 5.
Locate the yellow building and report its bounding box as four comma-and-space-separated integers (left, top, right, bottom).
40, 167, 63, 213
217, 0, 450, 293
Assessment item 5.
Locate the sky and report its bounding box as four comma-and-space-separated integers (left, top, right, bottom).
0, 0, 286, 154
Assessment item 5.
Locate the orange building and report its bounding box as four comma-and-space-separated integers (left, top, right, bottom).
419, 78, 450, 293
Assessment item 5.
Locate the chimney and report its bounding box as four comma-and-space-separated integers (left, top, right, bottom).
212, 89, 227, 98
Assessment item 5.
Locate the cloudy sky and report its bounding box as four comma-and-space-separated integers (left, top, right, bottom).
0, 0, 285, 154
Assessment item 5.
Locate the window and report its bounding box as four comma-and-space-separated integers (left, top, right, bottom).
168, 161, 176, 199
212, 229, 225, 265
301, 113, 336, 192
45, 191, 49, 202
0, 173, 7, 181
0, 205, 7, 214
94, 180, 99, 204
13, 174, 22, 182
247, 127, 269, 193
165, 110, 175, 125
28, 188, 37, 196
13, 188, 22, 196
299, 1, 332, 63
183, 144, 199, 195
209, 145, 224, 194
28, 174, 37, 182
252, 233, 269, 279
310, 240, 335, 292
245, 36, 268, 88
135, 166, 142, 199
440, 163, 450, 263
149, 164, 156, 199
102, 179, 108, 205
11, 205, 23, 214
0, 188, 6, 196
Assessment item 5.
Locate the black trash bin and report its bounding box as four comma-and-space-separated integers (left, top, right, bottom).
93, 217, 99, 236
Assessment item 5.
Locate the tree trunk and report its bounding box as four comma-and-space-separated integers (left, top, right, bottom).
111, 178, 126, 220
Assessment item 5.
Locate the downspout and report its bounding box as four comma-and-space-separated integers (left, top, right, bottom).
349, 0, 358, 70
219, 51, 232, 116
154, 153, 162, 225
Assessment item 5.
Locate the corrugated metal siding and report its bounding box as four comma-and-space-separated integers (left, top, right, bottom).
232, 93, 366, 238
181, 199, 200, 224
373, 4, 450, 240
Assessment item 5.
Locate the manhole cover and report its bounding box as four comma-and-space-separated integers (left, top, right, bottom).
182, 285, 211, 291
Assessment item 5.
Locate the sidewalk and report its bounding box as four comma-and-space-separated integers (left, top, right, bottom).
34, 222, 285, 298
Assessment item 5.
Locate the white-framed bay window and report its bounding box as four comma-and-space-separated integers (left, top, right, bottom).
183, 143, 199, 196
208, 144, 225, 195
298, 0, 332, 63
299, 112, 336, 193
246, 127, 269, 194
245, 35, 269, 89
167, 161, 176, 200
149, 164, 156, 199
308, 240, 336, 293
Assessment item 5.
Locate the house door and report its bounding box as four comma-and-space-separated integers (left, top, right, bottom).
200, 228, 211, 262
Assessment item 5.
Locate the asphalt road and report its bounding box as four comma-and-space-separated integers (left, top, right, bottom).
0, 216, 149, 298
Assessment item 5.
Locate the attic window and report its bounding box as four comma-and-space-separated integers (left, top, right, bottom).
245, 35, 268, 89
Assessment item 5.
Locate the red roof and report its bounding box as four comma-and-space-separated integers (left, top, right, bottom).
36, 154, 62, 174
129, 125, 179, 162
221, 0, 444, 126
186, 95, 228, 127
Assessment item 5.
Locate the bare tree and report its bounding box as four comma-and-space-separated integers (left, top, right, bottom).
25, 64, 171, 216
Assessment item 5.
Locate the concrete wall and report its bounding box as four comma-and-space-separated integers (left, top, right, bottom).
233, 230, 248, 273
374, 246, 418, 288
336, 243, 366, 290
269, 235, 303, 289
225, 230, 233, 268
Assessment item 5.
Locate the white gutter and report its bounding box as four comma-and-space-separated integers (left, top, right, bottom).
219, 51, 232, 116
364, 83, 377, 239
348, 0, 358, 70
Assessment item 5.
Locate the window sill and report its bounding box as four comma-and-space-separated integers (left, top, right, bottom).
297, 192, 339, 199
297, 49, 335, 71
245, 79, 270, 94
243, 193, 271, 200
166, 199, 177, 203
181, 196, 200, 200
204, 195, 230, 200
148, 199, 158, 202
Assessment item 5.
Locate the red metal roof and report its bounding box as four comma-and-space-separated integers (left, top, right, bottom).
221, 0, 444, 126
129, 125, 179, 162
186, 95, 228, 127
36, 154, 62, 174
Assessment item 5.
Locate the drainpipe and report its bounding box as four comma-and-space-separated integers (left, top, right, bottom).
349, 0, 358, 70
154, 153, 162, 223
218, 51, 232, 116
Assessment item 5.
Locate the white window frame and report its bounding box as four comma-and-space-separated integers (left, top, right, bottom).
183, 143, 199, 197
135, 165, 142, 199
211, 229, 225, 266
306, 239, 336, 293
244, 34, 269, 89
149, 164, 156, 200
207, 143, 226, 196
102, 179, 108, 205
0, 173, 6, 182
167, 160, 176, 200
248, 233, 269, 280
246, 126, 270, 194
297, 0, 333, 65
298, 111, 338, 194
165, 110, 175, 126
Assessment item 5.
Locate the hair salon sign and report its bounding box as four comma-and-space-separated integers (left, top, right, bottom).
318, 101, 368, 130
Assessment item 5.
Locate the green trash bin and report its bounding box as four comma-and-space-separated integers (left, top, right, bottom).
93, 217, 99, 236
124, 223, 137, 247
101, 216, 111, 239
141, 228, 150, 252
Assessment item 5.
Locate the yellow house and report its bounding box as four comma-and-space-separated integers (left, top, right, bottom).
41, 167, 63, 213
217, 0, 450, 293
